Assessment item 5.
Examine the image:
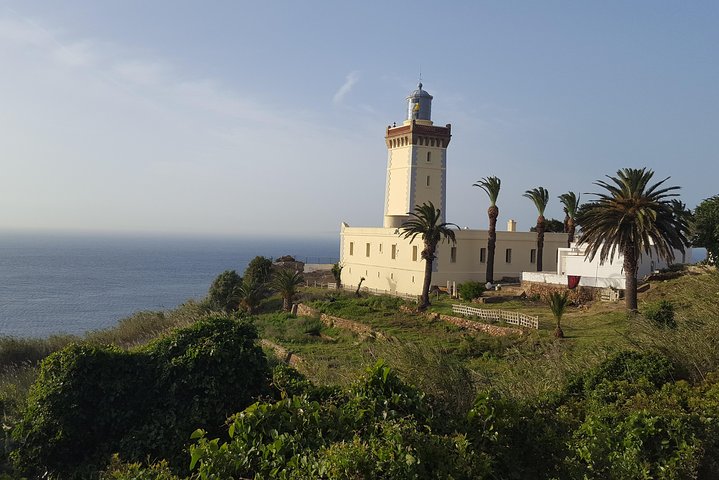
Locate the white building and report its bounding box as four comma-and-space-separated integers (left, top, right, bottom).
340, 84, 568, 296
522, 242, 692, 290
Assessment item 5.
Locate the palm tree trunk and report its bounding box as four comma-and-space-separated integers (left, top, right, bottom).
536, 216, 545, 271
567, 218, 575, 246
283, 296, 291, 312
419, 243, 436, 310
487, 206, 498, 283
623, 245, 638, 312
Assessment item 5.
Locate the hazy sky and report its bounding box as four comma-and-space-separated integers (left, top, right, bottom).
2, 1, 717, 238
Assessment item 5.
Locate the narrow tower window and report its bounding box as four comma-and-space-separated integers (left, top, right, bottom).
412, 245, 418, 261
426, 175, 431, 187
530, 249, 537, 263
480, 248, 486, 263
506, 248, 512, 263
427, 152, 431, 162
450, 246, 457, 263
349, 242, 354, 255
391, 244, 397, 259
366, 243, 370, 257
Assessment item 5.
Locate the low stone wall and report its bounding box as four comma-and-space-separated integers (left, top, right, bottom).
260, 339, 304, 369
431, 313, 525, 337
521, 281, 597, 304
296, 303, 318, 317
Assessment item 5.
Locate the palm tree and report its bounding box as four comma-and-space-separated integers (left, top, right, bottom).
399, 202, 458, 310
523, 187, 550, 271
576, 168, 689, 312
548, 290, 570, 338
237, 277, 265, 314
558, 191, 581, 246
473, 176, 501, 283
271, 269, 304, 312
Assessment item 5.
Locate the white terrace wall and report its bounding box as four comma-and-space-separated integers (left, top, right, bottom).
553, 243, 693, 290
340, 223, 568, 296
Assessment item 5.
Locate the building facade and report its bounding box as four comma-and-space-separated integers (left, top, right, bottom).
340, 84, 568, 296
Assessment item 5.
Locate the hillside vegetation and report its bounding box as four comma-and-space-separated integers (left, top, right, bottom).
0, 268, 717, 478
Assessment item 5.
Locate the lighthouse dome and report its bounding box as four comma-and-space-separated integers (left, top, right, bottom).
406, 82, 433, 122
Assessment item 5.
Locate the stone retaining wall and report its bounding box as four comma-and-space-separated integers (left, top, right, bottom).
296, 303, 317, 318
432, 314, 525, 337
260, 339, 305, 369
521, 281, 597, 304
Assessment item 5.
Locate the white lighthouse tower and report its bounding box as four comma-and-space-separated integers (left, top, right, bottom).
383, 83, 452, 228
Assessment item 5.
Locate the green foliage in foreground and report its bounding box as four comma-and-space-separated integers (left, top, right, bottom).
11, 316, 271, 478
104, 351, 719, 480
187, 360, 489, 479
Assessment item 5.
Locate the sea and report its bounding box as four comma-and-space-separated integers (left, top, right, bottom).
0, 231, 339, 338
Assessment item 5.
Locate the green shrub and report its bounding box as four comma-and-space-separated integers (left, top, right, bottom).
567, 350, 676, 397
643, 300, 676, 329
244, 256, 273, 285
188, 360, 488, 479
206, 270, 242, 312
101, 454, 180, 480
467, 391, 575, 479
567, 378, 719, 479
11, 316, 270, 478
458, 281, 486, 301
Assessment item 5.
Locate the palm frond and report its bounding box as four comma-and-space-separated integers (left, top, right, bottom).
473, 176, 501, 206
558, 192, 581, 218
523, 187, 550, 216
577, 168, 689, 265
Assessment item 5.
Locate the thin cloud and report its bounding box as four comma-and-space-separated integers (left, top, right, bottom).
332, 71, 359, 105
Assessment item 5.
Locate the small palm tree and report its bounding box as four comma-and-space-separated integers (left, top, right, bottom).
523, 187, 550, 271
548, 290, 570, 338
271, 269, 304, 312
558, 191, 581, 246
576, 168, 690, 312
331, 262, 343, 289
473, 176, 501, 283
399, 202, 458, 310
237, 277, 265, 314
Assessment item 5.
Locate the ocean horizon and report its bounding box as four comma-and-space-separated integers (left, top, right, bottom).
0, 231, 339, 338
0, 231, 707, 339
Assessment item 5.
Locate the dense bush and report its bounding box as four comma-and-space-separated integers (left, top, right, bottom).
566, 350, 676, 396
206, 270, 242, 312
642, 300, 676, 328
11, 316, 270, 478
104, 353, 719, 479
458, 281, 486, 301
244, 256, 273, 285
188, 360, 489, 479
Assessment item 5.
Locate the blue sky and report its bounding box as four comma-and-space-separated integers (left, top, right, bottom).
1, 1, 717, 238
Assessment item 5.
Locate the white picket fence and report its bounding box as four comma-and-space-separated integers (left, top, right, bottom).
452, 304, 539, 329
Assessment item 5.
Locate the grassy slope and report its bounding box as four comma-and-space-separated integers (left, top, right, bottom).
256, 268, 719, 400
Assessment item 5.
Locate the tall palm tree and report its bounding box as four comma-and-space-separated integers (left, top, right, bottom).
523, 187, 550, 271
548, 290, 570, 338
271, 269, 304, 312
399, 202, 458, 310
558, 191, 581, 246
576, 168, 689, 312
473, 176, 501, 283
